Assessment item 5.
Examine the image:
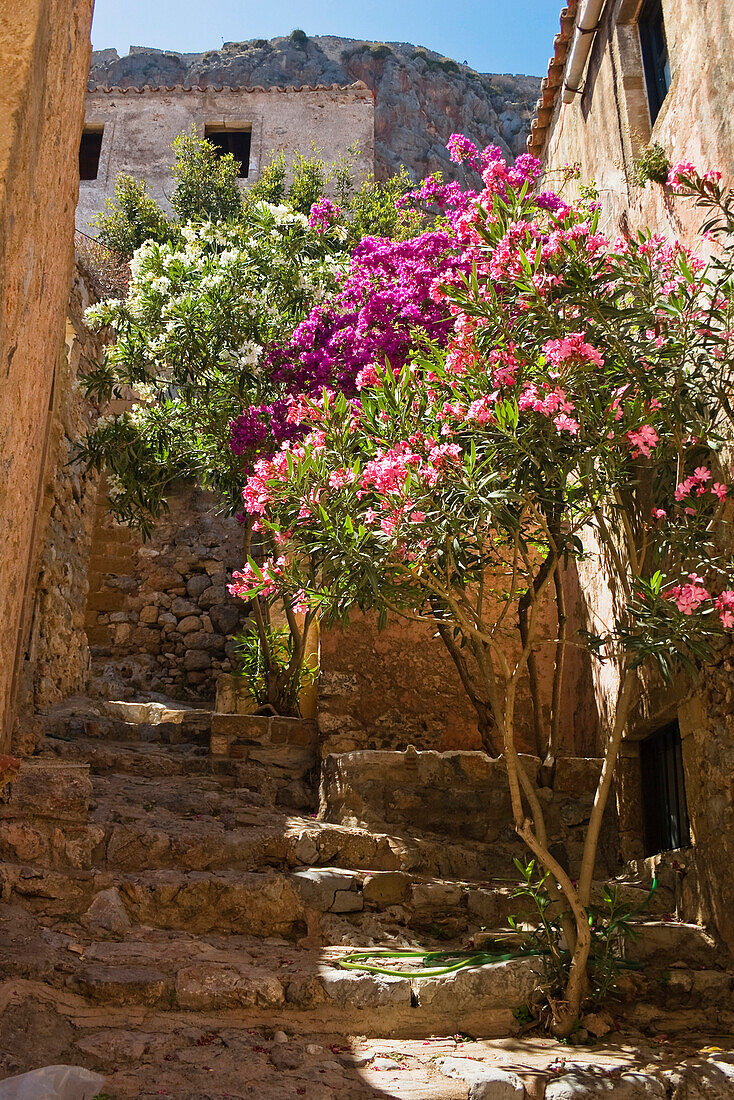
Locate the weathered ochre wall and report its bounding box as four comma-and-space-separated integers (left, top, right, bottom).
77, 83, 375, 230
541, 0, 734, 242
319, 568, 600, 758
0, 0, 94, 750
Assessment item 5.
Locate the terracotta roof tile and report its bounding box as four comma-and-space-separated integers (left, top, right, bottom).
527, 1, 579, 161
86, 80, 370, 95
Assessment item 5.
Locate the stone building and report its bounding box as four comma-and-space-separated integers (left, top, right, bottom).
0, 0, 94, 752
529, 0, 734, 950
76, 81, 375, 230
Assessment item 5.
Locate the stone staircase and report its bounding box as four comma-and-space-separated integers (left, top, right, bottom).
0, 700, 733, 1098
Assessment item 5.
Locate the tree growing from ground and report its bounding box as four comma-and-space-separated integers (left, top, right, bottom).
229, 149, 734, 1031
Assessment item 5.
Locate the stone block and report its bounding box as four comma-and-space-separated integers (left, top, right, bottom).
545, 1071, 665, 1098
438, 1059, 525, 1099
666, 1053, 734, 1099
184, 650, 211, 672
416, 958, 542, 1012
171, 597, 197, 617
293, 868, 362, 911
177, 615, 201, 634
175, 963, 284, 1009
0, 761, 90, 823
81, 887, 131, 933
187, 573, 212, 598
320, 967, 412, 1007
363, 871, 411, 906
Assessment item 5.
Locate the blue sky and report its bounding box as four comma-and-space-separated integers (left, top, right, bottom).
90, 0, 561, 77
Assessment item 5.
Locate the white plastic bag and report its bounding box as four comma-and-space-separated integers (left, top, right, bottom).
0, 1065, 106, 1100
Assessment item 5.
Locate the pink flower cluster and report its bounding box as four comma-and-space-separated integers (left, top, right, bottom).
675, 467, 728, 506
308, 197, 341, 232
716, 590, 734, 629
664, 573, 710, 615
666, 162, 697, 193
543, 333, 604, 370
228, 557, 285, 600
627, 425, 659, 459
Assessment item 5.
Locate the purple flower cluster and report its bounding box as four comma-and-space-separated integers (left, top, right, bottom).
308, 197, 341, 232
229, 229, 467, 461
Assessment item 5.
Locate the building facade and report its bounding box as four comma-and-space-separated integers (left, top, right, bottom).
77, 82, 375, 231
531, 0, 734, 950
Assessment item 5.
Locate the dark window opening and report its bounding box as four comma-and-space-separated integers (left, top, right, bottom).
639, 0, 671, 125
204, 128, 251, 178
640, 720, 690, 856
79, 128, 103, 181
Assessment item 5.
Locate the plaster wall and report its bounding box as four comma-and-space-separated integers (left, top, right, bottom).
0, 0, 93, 750
541, 0, 734, 243
77, 84, 375, 231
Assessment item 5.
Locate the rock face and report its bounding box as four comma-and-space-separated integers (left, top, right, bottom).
88, 36, 541, 179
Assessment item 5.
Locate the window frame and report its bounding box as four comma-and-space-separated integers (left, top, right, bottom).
638, 0, 671, 125
204, 125, 252, 179
79, 125, 104, 181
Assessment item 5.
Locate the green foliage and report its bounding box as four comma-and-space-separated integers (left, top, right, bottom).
347, 167, 423, 243
633, 142, 670, 187
367, 42, 392, 59
90, 174, 171, 259
509, 860, 649, 1016
244, 150, 287, 206
170, 131, 243, 223
231, 622, 317, 715
287, 150, 329, 215
289, 28, 308, 47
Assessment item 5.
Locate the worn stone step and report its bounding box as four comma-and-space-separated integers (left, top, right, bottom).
40, 736, 227, 777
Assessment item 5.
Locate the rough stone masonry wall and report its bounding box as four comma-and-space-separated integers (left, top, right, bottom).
85, 484, 252, 702
77, 83, 375, 231
13, 264, 103, 743
0, 0, 94, 749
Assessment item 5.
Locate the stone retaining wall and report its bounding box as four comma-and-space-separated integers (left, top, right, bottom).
321, 749, 620, 878
84, 483, 252, 702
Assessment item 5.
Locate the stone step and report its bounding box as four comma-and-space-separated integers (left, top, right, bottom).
0, 855, 695, 966
0, 901, 542, 1043
41, 736, 219, 777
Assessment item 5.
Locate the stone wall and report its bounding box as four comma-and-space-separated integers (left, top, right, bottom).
0, 0, 94, 749
322, 749, 620, 879
536, 0, 734, 953
84, 483, 253, 702
319, 569, 601, 757
76, 83, 375, 231
13, 264, 103, 742
86, 37, 541, 183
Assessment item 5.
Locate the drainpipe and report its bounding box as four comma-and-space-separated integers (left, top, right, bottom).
562, 0, 606, 103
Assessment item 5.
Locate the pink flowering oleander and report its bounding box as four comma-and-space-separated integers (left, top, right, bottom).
627, 425, 659, 459
666, 162, 697, 193
308, 197, 341, 233
543, 333, 605, 370
715, 590, 734, 629
664, 573, 710, 616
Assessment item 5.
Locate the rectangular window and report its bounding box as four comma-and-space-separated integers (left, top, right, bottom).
640, 720, 690, 856
79, 127, 104, 181
638, 0, 671, 124
204, 127, 251, 178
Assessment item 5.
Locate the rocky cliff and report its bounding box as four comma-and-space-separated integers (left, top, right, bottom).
89, 34, 541, 179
